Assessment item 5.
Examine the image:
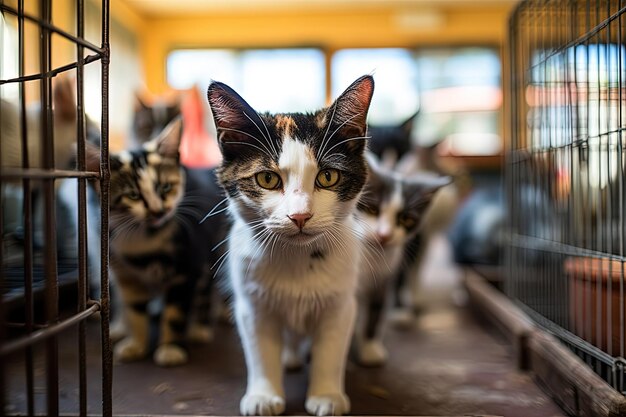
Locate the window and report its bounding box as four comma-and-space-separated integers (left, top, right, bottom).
167, 48, 326, 114
415, 47, 502, 155
332, 47, 503, 156
331, 48, 419, 124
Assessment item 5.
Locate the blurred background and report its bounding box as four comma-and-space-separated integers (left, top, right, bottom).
1, 0, 515, 160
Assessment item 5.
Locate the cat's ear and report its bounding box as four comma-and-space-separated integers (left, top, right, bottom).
364, 151, 386, 175
134, 93, 149, 111
407, 173, 452, 202
325, 75, 374, 149
401, 110, 419, 133
207, 81, 264, 155
53, 77, 76, 122
151, 116, 183, 159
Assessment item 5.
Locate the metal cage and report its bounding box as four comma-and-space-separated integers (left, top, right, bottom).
0, 0, 111, 415
507, 0, 626, 393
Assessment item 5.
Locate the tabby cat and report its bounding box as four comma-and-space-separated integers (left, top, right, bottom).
354, 154, 449, 366
131, 95, 181, 146
86, 117, 227, 366
207, 75, 374, 416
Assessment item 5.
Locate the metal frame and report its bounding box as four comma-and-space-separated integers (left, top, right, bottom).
507, 0, 626, 394
0, 0, 111, 415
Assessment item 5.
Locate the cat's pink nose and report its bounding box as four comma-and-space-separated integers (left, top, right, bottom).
288, 213, 312, 230
377, 233, 392, 245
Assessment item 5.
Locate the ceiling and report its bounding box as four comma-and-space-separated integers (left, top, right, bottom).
122, 0, 520, 16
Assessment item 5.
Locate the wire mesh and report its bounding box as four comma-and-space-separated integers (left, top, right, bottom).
507, 0, 626, 394
0, 0, 110, 415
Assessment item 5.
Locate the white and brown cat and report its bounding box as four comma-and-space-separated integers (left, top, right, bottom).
207, 75, 374, 416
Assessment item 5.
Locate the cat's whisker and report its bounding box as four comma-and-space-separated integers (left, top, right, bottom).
199, 205, 229, 224
321, 135, 370, 161
199, 196, 228, 215
318, 112, 364, 160
242, 111, 278, 158
212, 222, 265, 252
218, 126, 274, 158
317, 103, 339, 160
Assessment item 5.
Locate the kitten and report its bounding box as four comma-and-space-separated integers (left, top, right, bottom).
354, 154, 449, 366
131, 95, 181, 146
207, 75, 374, 416
86, 117, 227, 367
367, 111, 418, 169
1, 77, 82, 171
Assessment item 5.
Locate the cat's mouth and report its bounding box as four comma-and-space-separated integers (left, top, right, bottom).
285, 230, 322, 245
146, 210, 174, 229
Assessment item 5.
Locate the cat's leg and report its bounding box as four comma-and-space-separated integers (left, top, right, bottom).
113, 279, 150, 362
236, 299, 285, 416
355, 287, 388, 367
186, 270, 215, 344
306, 295, 356, 416
391, 235, 425, 329
154, 280, 193, 367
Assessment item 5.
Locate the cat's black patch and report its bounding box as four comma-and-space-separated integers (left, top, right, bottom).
368, 111, 418, 162
121, 252, 176, 269
130, 301, 148, 314
310, 250, 325, 260
169, 319, 187, 336
208, 76, 373, 204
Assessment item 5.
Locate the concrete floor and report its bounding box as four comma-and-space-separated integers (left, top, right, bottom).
5, 235, 565, 416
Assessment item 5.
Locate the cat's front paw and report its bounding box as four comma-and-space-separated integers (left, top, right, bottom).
186, 323, 214, 344
153, 344, 188, 367
356, 340, 388, 367
109, 318, 127, 342
389, 307, 415, 330
240, 392, 285, 416
305, 393, 350, 416
114, 338, 147, 363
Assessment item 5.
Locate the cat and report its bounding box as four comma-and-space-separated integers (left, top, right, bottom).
367, 111, 418, 169
84, 117, 228, 367
354, 153, 449, 366
131, 94, 181, 146
206, 75, 374, 416
1, 77, 83, 171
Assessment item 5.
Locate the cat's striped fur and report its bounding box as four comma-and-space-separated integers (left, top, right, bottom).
91, 118, 227, 367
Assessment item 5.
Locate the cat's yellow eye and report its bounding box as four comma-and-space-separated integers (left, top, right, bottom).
127, 190, 141, 201
161, 183, 172, 193
255, 171, 282, 190
316, 169, 340, 188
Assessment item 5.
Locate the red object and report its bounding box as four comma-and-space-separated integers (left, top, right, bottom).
179, 86, 222, 168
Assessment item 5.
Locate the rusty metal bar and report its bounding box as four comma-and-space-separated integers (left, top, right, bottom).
39, 0, 60, 414
17, 0, 36, 413
0, 168, 100, 180
0, 53, 103, 86
0, 4, 103, 53
76, 0, 88, 414
0, 304, 101, 357
100, 1, 112, 416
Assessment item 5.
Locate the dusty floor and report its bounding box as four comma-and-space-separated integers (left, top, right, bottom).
5, 235, 565, 416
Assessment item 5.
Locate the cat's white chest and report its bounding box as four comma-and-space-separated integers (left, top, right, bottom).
228, 219, 360, 332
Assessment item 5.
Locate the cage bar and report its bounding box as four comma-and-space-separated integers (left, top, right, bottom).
0, 0, 110, 415
507, 0, 626, 393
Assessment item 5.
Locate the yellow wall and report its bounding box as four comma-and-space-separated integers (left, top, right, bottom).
138, 4, 515, 94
